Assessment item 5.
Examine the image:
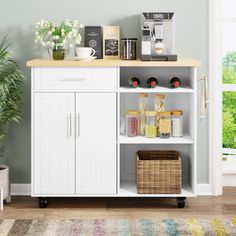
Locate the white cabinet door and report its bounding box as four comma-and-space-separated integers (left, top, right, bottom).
33, 93, 75, 195
76, 93, 117, 194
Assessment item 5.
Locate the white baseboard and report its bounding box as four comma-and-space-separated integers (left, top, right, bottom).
196, 184, 212, 195
223, 174, 236, 186
11, 184, 31, 196
11, 184, 213, 196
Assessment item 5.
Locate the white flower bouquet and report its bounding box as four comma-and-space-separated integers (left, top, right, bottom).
35, 19, 83, 59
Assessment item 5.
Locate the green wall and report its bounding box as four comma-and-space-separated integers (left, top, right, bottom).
1, 0, 209, 184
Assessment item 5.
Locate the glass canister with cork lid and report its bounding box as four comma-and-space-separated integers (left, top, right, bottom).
138, 93, 148, 136
171, 110, 183, 137
159, 111, 171, 138
126, 110, 139, 137
145, 111, 157, 138
154, 94, 166, 136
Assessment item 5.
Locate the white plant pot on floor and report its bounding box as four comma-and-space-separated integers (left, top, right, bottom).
0, 165, 11, 203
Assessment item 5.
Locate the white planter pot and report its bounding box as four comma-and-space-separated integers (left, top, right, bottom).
0, 165, 11, 202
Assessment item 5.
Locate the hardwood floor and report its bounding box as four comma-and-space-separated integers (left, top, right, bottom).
0, 187, 236, 219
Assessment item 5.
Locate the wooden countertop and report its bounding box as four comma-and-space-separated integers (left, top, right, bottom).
26, 58, 201, 68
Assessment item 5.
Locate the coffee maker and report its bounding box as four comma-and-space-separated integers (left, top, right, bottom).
140, 12, 177, 61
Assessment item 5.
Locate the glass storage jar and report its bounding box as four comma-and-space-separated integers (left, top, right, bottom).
145, 111, 157, 138
171, 110, 183, 137
138, 93, 148, 136
126, 110, 139, 137
159, 111, 171, 138
120, 38, 137, 60
154, 94, 166, 136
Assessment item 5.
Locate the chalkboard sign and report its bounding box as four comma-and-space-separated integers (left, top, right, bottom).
105, 39, 118, 56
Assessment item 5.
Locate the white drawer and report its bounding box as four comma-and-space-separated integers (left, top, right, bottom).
33, 67, 118, 91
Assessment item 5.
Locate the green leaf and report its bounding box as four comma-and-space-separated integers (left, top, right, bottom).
0, 36, 24, 159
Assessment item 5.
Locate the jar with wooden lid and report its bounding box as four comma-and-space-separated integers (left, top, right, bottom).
145, 111, 157, 138
126, 110, 139, 137
138, 93, 148, 136
159, 111, 171, 138
154, 94, 166, 136
171, 110, 183, 137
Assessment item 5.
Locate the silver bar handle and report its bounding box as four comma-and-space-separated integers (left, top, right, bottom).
67, 114, 72, 138
77, 113, 80, 137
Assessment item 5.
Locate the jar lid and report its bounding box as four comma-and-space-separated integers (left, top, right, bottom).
127, 110, 138, 115
155, 94, 165, 99
171, 110, 183, 116
145, 111, 157, 116
139, 93, 148, 97
159, 111, 171, 116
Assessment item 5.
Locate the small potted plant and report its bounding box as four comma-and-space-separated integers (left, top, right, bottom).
35, 19, 83, 60
0, 36, 24, 203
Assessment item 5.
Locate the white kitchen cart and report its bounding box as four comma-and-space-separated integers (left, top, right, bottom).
27, 59, 201, 208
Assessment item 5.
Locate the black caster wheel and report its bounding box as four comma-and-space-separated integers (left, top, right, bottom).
177, 197, 186, 208
38, 197, 48, 208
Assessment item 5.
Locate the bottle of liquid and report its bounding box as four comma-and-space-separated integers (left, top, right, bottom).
128, 76, 140, 88
147, 77, 158, 88
170, 77, 181, 88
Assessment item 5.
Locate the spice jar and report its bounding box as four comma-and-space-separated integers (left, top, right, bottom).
171, 110, 183, 137
138, 93, 148, 136
159, 111, 171, 138
126, 110, 139, 137
145, 111, 157, 138
154, 94, 166, 136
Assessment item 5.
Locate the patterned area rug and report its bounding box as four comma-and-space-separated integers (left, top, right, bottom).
0, 218, 236, 236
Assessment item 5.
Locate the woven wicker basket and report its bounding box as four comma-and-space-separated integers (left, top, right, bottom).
136, 150, 182, 194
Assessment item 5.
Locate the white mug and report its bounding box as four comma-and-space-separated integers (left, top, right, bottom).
76, 47, 96, 58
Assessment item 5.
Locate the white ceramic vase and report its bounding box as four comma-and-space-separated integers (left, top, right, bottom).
0, 165, 11, 202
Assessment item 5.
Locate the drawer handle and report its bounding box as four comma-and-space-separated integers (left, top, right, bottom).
67, 114, 72, 138
59, 78, 87, 82
76, 113, 80, 137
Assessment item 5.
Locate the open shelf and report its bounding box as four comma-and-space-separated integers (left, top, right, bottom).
118, 66, 197, 201
119, 86, 194, 94
120, 144, 196, 197
119, 134, 194, 144
119, 181, 195, 197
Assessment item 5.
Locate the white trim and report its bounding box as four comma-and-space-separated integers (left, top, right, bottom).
11, 184, 31, 196
222, 148, 236, 155
222, 84, 236, 92
223, 17, 236, 23
196, 184, 213, 195
209, 0, 223, 196
223, 174, 236, 186
10, 184, 213, 196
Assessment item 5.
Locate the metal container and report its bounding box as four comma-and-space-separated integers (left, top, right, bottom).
121, 38, 137, 60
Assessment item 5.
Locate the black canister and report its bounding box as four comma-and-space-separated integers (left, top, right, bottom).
121, 38, 137, 60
